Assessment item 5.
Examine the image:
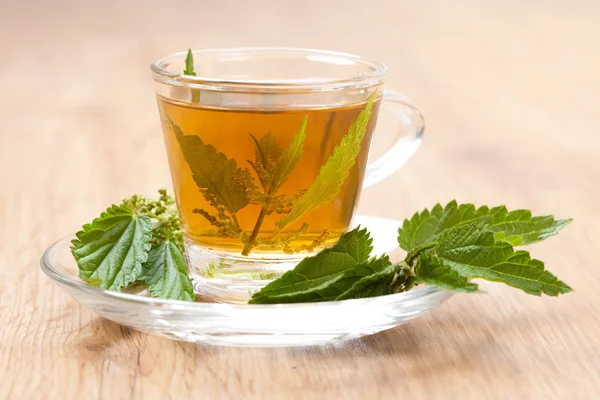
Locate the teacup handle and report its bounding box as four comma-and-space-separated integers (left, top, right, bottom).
362, 89, 425, 188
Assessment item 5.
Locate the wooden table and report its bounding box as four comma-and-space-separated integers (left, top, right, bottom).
1, 0, 599, 398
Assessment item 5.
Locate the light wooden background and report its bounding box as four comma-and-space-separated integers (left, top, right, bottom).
1, 0, 599, 399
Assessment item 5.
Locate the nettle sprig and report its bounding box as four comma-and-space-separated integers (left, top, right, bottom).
71, 190, 194, 301
249, 201, 572, 303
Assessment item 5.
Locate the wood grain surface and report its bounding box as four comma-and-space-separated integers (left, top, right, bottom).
1, 0, 599, 398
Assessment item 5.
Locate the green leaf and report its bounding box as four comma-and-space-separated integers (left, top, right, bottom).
168, 117, 254, 215
335, 259, 415, 300
71, 205, 152, 291
183, 49, 200, 103
269, 116, 308, 193
415, 253, 479, 292
485, 209, 572, 245
321, 225, 373, 263
249, 226, 376, 303
248, 251, 358, 304
250, 255, 394, 304
184, 48, 196, 76
248, 227, 405, 304
248, 132, 283, 190
431, 222, 572, 296
250, 132, 283, 169
248, 117, 307, 194
276, 95, 375, 230
335, 264, 397, 300
141, 242, 195, 301
398, 200, 572, 250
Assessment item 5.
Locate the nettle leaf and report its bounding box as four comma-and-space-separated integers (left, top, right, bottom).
248, 132, 282, 190
321, 226, 373, 263
253, 132, 283, 165
249, 226, 376, 303
71, 205, 152, 291
248, 117, 308, 195
183, 48, 196, 76
398, 202, 481, 251
485, 209, 572, 246
249, 227, 416, 304
415, 253, 479, 293
168, 117, 254, 214
250, 255, 394, 304
276, 95, 375, 230
431, 222, 572, 296
141, 242, 195, 301
248, 251, 358, 304
250, 132, 283, 169
336, 259, 416, 300
183, 49, 200, 102
270, 116, 308, 193
335, 264, 397, 300
398, 200, 571, 250
309, 255, 396, 301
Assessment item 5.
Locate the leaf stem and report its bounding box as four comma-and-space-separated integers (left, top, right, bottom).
231, 214, 241, 229
242, 205, 269, 256
405, 242, 437, 265
394, 261, 417, 292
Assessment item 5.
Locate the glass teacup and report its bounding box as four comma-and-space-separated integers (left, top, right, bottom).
151, 48, 424, 302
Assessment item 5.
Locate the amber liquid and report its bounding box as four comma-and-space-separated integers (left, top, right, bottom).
158, 96, 380, 256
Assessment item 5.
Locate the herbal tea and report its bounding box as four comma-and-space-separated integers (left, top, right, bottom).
158, 95, 380, 256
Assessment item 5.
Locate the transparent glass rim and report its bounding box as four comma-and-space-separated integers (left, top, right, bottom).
150, 47, 388, 93
41, 235, 445, 311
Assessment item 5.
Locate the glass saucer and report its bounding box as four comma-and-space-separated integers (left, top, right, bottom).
40, 215, 453, 347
